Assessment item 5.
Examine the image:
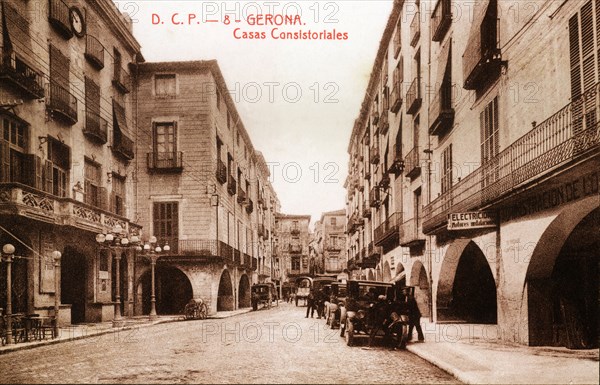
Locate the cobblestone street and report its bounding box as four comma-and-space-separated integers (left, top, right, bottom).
0, 303, 458, 384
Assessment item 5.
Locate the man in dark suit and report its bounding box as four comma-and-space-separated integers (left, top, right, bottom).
404, 287, 424, 342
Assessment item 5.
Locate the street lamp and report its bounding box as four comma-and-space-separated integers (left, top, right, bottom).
139, 236, 170, 320
52, 250, 61, 338
95, 225, 140, 327
2, 243, 15, 345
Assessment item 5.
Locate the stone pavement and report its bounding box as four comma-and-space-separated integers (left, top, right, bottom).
406, 320, 600, 384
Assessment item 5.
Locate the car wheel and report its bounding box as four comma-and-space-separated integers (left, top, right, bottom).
199, 304, 208, 320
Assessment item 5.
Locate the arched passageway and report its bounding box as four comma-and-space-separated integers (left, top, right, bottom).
527, 206, 599, 348
238, 274, 251, 308
382, 262, 392, 282
410, 261, 430, 318
62, 246, 88, 323
217, 269, 234, 311
437, 241, 497, 323
139, 264, 193, 315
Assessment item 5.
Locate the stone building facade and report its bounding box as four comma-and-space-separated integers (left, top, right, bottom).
345, 0, 598, 348
274, 214, 311, 287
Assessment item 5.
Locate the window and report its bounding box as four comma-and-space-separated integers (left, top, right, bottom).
480, 97, 499, 186
441, 144, 452, 194
291, 256, 300, 271
113, 48, 122, 81
84, 159, 101, 207
153, 202, 179, 251
414, 187, 422, 230
155, 74, 176, 97
112, 174, 125, 216
569, 1, 599, 133
153, 122, 177, 163
46, 138, 70, 197
0, 114, 29, 184
330, 217, 337, 226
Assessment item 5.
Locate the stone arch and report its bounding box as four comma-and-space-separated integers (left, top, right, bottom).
525, 199, 599, 348
138, 264, 193, 315
238, 274, 251, 308
382, 261, 392, 282
410, 260, 430, 318
367, 269, 375, 281
392, 263, 406, 287
436, 240, 497, 323
217, 269, 234, 311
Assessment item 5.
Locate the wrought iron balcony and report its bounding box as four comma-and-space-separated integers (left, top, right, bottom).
369, 186, 381, 208
227, 176, 236, 195
147, 152, 183, 172
374, 212, 402, 246
252, 257, 258, 271
423, 82, 600, 233
258, 223, 266, 237
410, 11, 420, 47
359, 242, 381, 268
0, 53, 45, 99
216, 160, 227, 184
390, 83, 402, 113
400, 217, 425, 247
362, 201, 371, 219
431, 0, 452, 42
246, 199, 254, 214
85, 35, 105, 70
83, 110, 108, 143
47, 82, 77, 125
388, 143, 404, 176
112, 69, 131, 94
406, 77, 421, 115
291, 227, 300, 235
112, 132, 134, 160
379, 174, 391, 190
324, 259, 344, 273
429, 81, 455, 136
404, 146, 421, 179
372, 109, 380, 125
48, 0, 72, 39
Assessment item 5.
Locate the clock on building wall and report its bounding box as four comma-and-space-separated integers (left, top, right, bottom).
69, 7, 86, 38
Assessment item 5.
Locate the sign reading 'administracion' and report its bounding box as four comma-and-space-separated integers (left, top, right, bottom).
447, 211, 497, 230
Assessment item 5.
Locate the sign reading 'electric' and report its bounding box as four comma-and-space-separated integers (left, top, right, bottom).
447, 211, 497, 230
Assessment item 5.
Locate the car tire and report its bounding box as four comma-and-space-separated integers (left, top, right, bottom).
198, 304, 208, 320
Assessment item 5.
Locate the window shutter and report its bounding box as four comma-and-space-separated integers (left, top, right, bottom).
0, 141, 10, 183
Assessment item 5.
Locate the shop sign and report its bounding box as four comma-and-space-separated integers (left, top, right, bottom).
447, 211, 497, 230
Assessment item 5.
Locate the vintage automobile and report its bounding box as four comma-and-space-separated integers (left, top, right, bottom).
184, 298, 208, 320
340, 280, 411, 347
294, 276, 312, 306
251, 283, 279, 311
325, 281, 347, 328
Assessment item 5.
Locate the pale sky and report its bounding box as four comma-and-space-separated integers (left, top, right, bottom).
126, 0, 393, 226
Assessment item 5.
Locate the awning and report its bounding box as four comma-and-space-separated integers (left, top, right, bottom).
390, 270, 406, 284
2, 1, 32, 58
462, 0, 491, 85
112, 100, 128, 134
436, 39, 452, 90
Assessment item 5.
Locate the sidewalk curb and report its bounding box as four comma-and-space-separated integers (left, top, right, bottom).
406, 344, 476, 384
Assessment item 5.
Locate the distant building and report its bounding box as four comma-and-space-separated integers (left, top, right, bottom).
274, 214, 311, 286
319, 209, 347, 275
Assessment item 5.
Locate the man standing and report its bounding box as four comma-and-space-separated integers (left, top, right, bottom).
305, 291, 316, 318
404, 287, 425, 342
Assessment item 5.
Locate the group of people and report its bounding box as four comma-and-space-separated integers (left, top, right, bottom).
304, 289, 328, 319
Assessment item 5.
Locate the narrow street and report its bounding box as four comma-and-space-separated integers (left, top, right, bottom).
0, 303, 458, 384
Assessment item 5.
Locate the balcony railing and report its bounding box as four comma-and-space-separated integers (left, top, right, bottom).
362, 201, 371, 219
404, 146, 421, 179
112, 69, 131, 94
227, 176, 236, 195
0, 53, 45, 99
388, 143, 404, 176
258, 223, 266, 237
431, 0, 452, 42
237, 187, 247, 204
291, 227, 300, 235
48, 0, 72, 39
176, 240, 251, 261
83, 110, 108, 143
429, 81, 455, 136
359, 242, 381, 268
324, 259, 345, 273
112, 132, 134, 160
406, 77, 421, 115
374, 212, 402, 246
372, 110, 380, 125
47, 82, 77, 124
85, 35, 105, 70
216, 160, 227, 184
246, 199, 254, 214
400, 217, 425, 247
410, 11, 420, 47
147, 152, 183, 172
390, 83, 402, 113
423, 82, 600, 233
252, 257, 258, 271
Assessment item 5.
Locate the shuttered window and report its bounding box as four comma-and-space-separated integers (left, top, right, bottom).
480, 97, 499, 187
50, 45, 69, 88
112, 174, 125, 216
46, 137, 70, 197
84, 159, 101, 207
441, 144, 452, 194
0, 114, 29, 184
153, 202, 179, 251
569, 1, 599, 135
